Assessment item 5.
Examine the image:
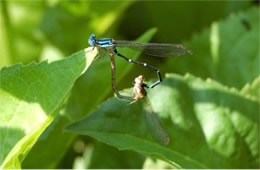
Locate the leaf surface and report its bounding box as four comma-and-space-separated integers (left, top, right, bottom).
0, 47, 97, 168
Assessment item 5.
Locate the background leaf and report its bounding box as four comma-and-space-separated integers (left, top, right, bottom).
66, 73, 259, 169
0, 1, 46, 65
40, 0, 134, 55
241, 76, 260, 101
0, 48, 96, 168
165, 7, 259, 89
119, 0, 251, 42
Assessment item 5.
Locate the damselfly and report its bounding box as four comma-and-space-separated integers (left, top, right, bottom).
132, 75, 170, 145
88, 33, 191, 98
107, 51, 169, 145
101, 35, 171, 144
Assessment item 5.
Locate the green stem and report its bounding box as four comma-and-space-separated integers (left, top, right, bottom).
0, 0, 16, 65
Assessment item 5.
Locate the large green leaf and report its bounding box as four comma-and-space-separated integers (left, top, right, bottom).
165, 7, 259, 89
22, 29, 157, 168
66, 73, 259, 168
0, 47, 97, 168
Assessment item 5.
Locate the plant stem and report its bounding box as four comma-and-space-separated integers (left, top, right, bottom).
0, 0, 16, 65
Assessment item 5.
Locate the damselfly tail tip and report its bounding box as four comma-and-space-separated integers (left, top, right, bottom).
177, 44, 192, 55
185, 48, 193, 55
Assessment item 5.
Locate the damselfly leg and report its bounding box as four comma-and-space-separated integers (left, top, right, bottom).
108, 50, 135, 100
112, 48, 162, 88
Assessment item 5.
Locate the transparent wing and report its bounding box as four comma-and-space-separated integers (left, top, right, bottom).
114, 40, 192, 58
143, 98, 170, 145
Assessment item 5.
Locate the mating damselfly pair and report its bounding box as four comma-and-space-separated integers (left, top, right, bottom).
88, 33, 191, 145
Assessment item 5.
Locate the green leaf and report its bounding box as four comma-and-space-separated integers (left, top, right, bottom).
0, 47, 97, 168
166, 7, 259, 89
241, 76, 260, 101
66, 73, 259, 168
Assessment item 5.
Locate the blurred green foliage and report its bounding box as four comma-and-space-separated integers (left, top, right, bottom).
0, 0, 259, 169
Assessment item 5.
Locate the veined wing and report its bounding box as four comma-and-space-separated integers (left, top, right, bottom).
114, 40, 192, 58
143, 98, 170, 145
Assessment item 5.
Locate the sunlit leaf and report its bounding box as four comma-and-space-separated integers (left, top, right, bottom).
22, 114, 75, 169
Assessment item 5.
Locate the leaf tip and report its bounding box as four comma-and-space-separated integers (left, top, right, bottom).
81, 47, 98, 74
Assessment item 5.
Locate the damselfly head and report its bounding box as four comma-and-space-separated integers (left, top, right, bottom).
135, 75, 145, 85
131, 75, 147, 104
88, 33, 96, 46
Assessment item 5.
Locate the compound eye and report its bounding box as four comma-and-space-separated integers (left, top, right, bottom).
90, 33, 96, 38
88, 33, 97, 46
